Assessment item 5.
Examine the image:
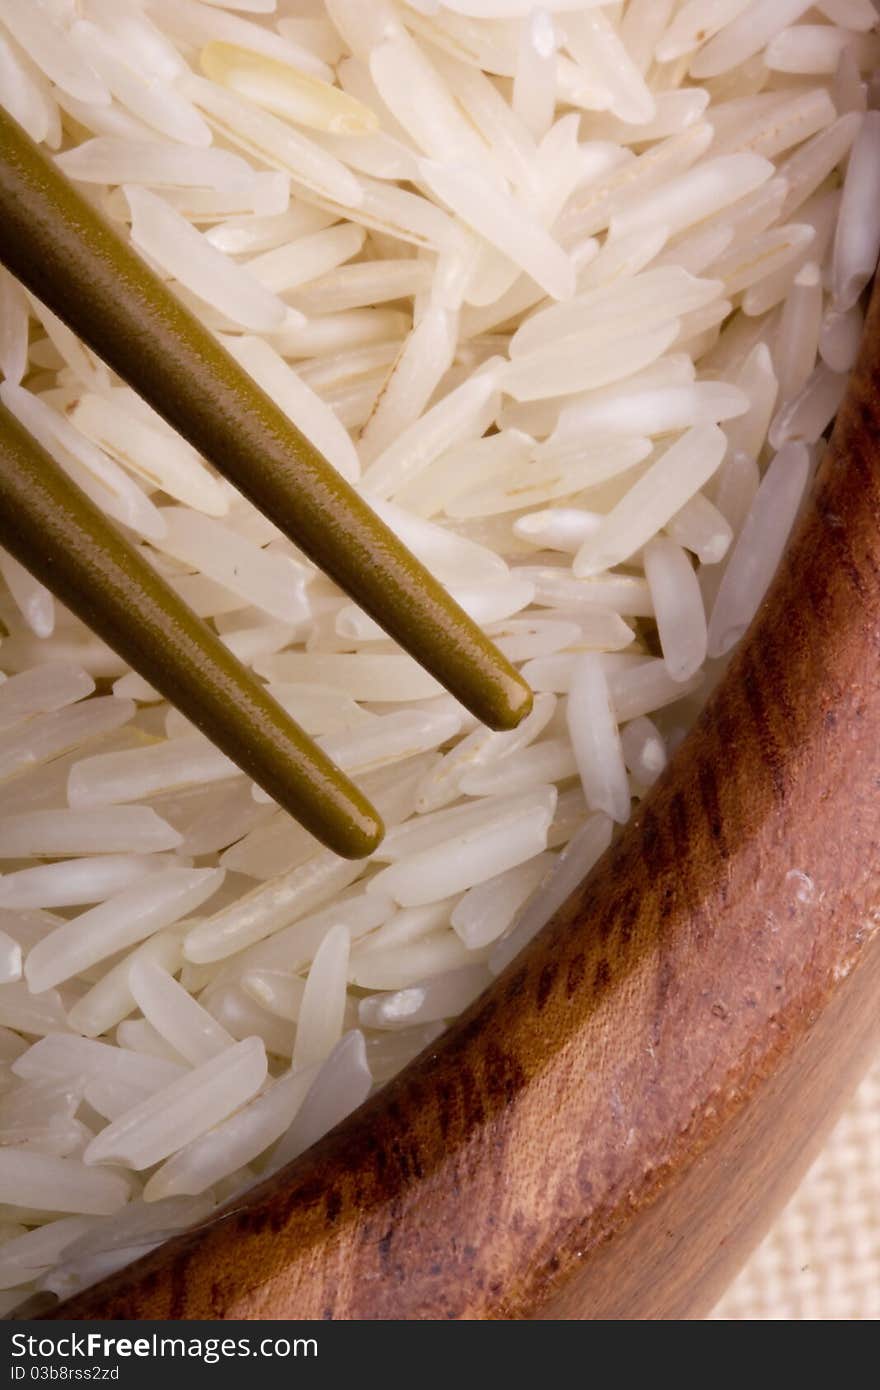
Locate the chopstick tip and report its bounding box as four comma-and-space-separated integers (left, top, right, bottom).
480, 670, 534, 733
333, 810, 386, 861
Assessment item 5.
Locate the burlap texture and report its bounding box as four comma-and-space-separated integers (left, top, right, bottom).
711, 1054, 880, 1320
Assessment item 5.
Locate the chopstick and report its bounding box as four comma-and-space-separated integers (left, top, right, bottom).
0, 401, 384, 860
0, 108, 533, 735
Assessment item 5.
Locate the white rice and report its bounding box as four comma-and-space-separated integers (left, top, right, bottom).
291, 922, 349, 1068
83, 1037, 267, 1170
707, 441, 814, 656
0, 382, 170, 540
572, 424, 728, 576
0, 1152, 130, 1218
24, 869, 224, 994
0, 854, 180, 911
67, 932, 185, 1042
666, 493, 733, 564
128, 961, 234, 1068
620, 715, 668, 788
643, 537, 708, 682
832, 109, 880, 309
0, 0, 876, 1314
265, 1028, 370, 1171
0, 932, 22, 987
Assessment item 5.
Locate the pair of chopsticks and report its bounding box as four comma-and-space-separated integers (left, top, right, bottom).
0, 108, 532, 859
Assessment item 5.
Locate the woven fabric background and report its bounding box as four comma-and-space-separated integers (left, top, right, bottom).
711, 1051, 880, 1320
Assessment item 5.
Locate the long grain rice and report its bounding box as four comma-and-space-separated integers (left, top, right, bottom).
0, 0, 875, 1315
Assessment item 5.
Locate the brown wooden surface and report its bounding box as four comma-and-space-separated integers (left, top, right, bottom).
51, 292, 880, 1322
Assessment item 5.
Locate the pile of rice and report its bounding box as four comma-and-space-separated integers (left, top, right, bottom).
0, 0, 878, 1315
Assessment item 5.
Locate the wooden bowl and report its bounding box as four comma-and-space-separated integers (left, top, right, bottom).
51, 290, 880, 1322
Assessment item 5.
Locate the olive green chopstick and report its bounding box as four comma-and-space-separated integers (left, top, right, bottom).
0, 108, 533, 734
0, 403, 383, 860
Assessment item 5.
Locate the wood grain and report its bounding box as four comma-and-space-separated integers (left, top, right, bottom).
51, 291, 880, 1323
